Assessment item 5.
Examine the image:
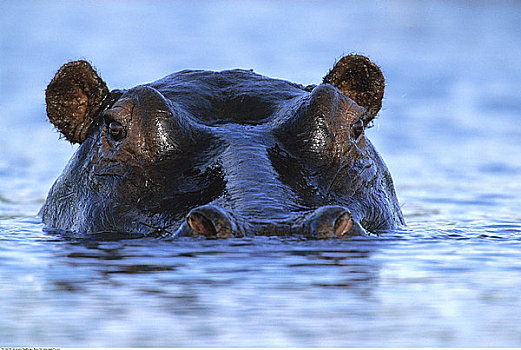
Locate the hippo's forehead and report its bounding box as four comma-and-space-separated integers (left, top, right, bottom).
140, 69, 312, 125
103, 70, 368, 166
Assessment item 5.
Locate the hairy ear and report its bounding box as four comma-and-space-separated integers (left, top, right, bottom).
323, 54, 385, 123
46, 60, 110, 144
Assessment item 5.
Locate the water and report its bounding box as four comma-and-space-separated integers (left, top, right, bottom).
1, 0, 521, 346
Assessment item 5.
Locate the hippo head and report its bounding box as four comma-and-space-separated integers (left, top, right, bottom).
40, 55, 404, 239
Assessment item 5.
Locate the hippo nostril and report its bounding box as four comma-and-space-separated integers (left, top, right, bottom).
333, 211, 353, 236
306, 205, 355, 238
186, 205, 236, 238
187, 211, 217, 237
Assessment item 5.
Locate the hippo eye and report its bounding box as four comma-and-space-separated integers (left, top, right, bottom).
351, 119, 364, 139
108, 121, 125, 141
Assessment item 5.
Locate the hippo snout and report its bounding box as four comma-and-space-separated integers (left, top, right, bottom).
177, 204, 367, 239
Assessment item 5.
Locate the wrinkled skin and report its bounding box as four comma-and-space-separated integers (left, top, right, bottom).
40, 55, 404, 238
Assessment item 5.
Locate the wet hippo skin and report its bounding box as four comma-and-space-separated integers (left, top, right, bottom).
40, 55, 404, 238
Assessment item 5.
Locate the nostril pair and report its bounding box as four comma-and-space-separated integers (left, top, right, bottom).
306, 205, 355, 238
186, 205, 358, 238
187, 205, 238, 238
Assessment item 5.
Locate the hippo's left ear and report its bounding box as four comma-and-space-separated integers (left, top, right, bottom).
323, 54, 385, 122
46, 60, 111, 144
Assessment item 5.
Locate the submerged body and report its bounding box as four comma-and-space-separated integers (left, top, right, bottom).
40, 55, 404, 238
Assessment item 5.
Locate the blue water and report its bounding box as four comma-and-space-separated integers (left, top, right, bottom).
1, 0, 521, 346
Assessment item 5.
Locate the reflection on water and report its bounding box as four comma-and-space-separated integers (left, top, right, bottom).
1, 225, 521, 346
1, 0, 521, 347
1, 232, 386, 346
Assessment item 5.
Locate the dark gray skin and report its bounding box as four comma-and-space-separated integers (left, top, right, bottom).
40, 55, 404, 239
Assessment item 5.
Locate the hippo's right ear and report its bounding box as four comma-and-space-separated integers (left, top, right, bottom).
46, 60, 111, 144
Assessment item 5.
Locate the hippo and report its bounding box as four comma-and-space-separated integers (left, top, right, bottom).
40, 54, 404, 239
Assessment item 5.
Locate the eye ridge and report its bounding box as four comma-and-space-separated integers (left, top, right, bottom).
351, 119, 364, 139
107, 120, 125, 141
